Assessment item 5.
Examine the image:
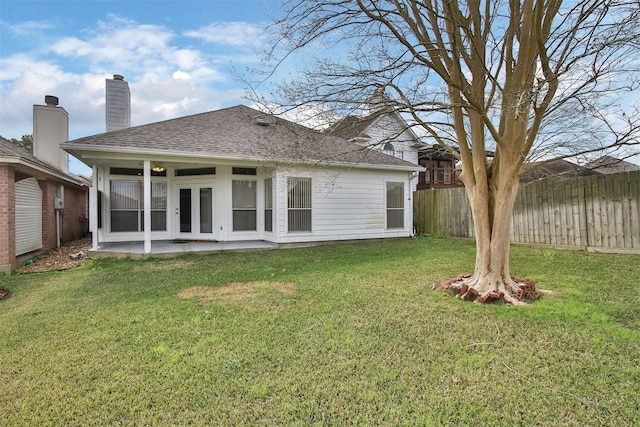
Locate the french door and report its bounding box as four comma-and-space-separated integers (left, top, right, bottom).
175, 184, 215, 239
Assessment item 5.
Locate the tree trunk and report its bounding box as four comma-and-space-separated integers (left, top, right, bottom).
457, 167, 526, 305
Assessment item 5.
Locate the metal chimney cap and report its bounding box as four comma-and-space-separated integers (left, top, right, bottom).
113, 74, 124, 81
44, 95, 59, 106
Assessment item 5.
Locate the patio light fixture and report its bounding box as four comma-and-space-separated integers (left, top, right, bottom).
152, 164, 165, 173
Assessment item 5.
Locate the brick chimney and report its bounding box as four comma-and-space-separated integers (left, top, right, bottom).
106, 74, 131, 132
33, 95, 69, 173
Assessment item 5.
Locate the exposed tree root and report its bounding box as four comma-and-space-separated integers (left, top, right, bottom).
436, 274, 543, 305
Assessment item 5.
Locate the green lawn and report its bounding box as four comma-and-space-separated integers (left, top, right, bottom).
1, 237, 638, 426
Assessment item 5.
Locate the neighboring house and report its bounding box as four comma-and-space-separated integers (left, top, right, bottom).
62, 105, 421, 255
327, 89, 424, 190
587, 156, 640, 175
519, 159, 601, 183
417, 144, 463, 189
0, 97, 89, 273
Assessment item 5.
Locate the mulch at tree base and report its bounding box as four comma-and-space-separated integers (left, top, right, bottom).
437, 274, 540, 303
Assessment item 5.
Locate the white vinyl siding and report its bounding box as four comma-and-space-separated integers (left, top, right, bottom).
274, 168, 411, 243
361, 115, 420, 190
15, 178, 43, 255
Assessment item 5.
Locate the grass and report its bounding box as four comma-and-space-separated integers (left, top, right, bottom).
0, 237, 638, 426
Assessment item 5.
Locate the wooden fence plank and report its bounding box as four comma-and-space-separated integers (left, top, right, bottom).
413, 171, 639, 253
576, 178, 588, 247
604, 175, 616, 248
570, 181, 582, 246
630, 171, 640, 248
597, 176, 607, 247
593, 176, 604, 247
619, 172, 631, 249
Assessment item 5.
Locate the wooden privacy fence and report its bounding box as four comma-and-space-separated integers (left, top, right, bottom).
413, 170, 640, 253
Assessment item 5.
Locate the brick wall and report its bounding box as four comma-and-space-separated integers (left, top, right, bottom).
40, 179, 57, 249
0, 165, 16, 273
62, 184, 89, 243
1, 164, 88, 274
40, 180, 89, 249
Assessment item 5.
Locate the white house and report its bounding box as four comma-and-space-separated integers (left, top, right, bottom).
62, 104, 422, 255
327, 89, 425, 190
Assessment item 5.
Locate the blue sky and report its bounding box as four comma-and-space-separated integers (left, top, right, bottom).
1, 0, 283, 173
2, 1, 638, 175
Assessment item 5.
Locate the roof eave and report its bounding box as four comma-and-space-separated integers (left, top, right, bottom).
0, 156, 90, 186
61, 143, 424, 172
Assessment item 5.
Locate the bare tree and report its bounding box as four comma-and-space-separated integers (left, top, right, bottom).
256, 0, 640, 304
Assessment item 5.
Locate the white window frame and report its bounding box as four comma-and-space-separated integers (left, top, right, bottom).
385, 181, 405, 229
109, 179, 167, 233
264, 178, 273, 233
232, 179, 257, 231
287, 177, 312, 233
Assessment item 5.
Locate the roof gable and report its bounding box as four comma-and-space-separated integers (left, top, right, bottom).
328, 109, 422, 146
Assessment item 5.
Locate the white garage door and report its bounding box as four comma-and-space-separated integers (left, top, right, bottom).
15, 177, 43, 255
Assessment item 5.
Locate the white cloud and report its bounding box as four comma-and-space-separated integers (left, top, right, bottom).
4, 20, 57, 36
1, 14, 263, 150
172, 71, 191, 81
184, 21, 266, 47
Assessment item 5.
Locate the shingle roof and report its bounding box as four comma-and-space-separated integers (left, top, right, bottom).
0, 137, 88, 185
63, 105, 419, 170
0, 137, 32, 158
327, 115, 377, 140
587, 156, 640, 174
520, 159, 601, 183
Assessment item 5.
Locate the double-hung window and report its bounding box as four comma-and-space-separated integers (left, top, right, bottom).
288, 177, 312, 232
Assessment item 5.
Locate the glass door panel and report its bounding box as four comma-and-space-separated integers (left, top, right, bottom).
179, 188, 192, 233
200, 188, 213, 233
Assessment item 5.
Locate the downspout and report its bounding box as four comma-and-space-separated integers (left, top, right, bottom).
54, 187, 64, 248
56, 208, 61, 248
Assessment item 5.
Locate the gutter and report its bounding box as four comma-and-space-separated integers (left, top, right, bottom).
61, 143, 425, 173
0, 156, 89, 186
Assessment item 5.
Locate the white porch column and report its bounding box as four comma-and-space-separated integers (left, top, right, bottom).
91, 164, 99, 251
143, 160, 151, 254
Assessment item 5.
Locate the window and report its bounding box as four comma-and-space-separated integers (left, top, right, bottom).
150, 182, 167, 231
264, 178, 273, 232
110, 180, 167, 232
383, 143, 395, 156
288, 177, 312, 232
386, 181, 404, 229
110, 167, 166, 177
232, 180, 257, 231
175, 167, 216, 177
232, 167, 257, 176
